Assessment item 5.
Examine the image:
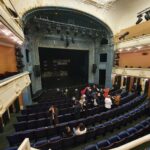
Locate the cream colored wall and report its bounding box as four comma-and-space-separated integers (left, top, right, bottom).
114, 0, 150, 32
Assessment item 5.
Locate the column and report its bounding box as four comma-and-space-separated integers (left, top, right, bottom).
129, 77, 134, 92
120, 76, 124, 89
148, 79, 150, 98
18, 94, 24, 110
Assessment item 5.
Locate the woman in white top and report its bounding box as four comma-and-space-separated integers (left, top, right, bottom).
73, 123, 87, 135
104, 95, 112, 109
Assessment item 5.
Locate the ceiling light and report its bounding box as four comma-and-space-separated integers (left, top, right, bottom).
136, 46, 143, 49
144, 78, 148, 81
118, 49, 123, 52
126, 48, 132, 51
91, 0, 116, 5
1, 29, 11, 36
145, 11, 150, 20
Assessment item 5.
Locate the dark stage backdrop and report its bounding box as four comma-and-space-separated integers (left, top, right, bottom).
39, 48, 89, 89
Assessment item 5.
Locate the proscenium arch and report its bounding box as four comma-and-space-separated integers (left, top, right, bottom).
22, 7, 113, 37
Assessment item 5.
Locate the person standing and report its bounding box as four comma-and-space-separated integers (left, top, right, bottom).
49, 105, 59, 126
104, 95, 112, 110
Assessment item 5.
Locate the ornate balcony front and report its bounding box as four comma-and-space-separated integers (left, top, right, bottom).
112, 67, 150, 78
0, 72, 31, 132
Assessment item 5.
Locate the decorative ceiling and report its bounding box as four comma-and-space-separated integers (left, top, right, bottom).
82, 0, 118, 9
1, 0, 119, 23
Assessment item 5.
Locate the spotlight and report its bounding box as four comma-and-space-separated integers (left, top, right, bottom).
88, 30, 93, 37
81, 29, 86, 36
145, 11, 150, 20
66, 27, 70, 35
56, 25, 61, 34
95, 32, 99, 38
71, 37, 75, 44
136, 14, 143, 24
60, 34, 64, 41
47, 26, 51, 33
74, 28, 78, 36
65, 36, 69, 47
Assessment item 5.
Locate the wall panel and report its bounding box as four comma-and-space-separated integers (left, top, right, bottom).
0, 45, 17, 74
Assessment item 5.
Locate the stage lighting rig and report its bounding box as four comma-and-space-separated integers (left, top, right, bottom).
136, 7, 150, 24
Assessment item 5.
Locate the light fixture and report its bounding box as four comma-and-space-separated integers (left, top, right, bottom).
118, 49, 123, 52
126, 48, 132, 51
136, 14, 143, 24
0, 21, 23, 45
136, 46, 143, 49
136, 7, 150, 24
145, 11, 150, 20
56, 25, 61, 34
74, 28, 78, 36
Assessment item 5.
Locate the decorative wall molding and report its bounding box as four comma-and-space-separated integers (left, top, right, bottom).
112, 67, 150, 78
115, 34, 150, 50
0, 72, 31, 117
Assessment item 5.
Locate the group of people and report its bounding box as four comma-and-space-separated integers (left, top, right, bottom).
71, 84, 121, 118
62, 123, 87, 138
48, 84, 121, 126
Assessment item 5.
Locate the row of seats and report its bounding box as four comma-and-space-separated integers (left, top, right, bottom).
27, 88, 124, 109
21, 102, 70, 115
37, 84, 86, 102
14, 92, 133, 132
26, 89, 122, 110
8, 94, 146, 146
18, 91, 129, 121
6, 98, 148, 150
84, 117, 150, 150
26, 99, 69, 109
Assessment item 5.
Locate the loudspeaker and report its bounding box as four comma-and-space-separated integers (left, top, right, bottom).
92, 64, 97, 73
33, 65, 41, 77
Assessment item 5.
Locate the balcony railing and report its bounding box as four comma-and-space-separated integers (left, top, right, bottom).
112, 67, 150, 78
0, 72, 31, 118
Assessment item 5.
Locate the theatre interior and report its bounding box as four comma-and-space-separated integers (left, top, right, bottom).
0, 0, 150, 150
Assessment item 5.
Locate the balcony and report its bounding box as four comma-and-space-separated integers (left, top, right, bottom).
0, 72, 31, 132
112, 67, 150, 78
115, 34, 150, 50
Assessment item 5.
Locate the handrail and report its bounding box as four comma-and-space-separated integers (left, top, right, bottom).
0, 72, 31, 117
18, 138, 38, 150
111, 134, 150, 150
112, 67, 150, 78
0, 72, 29, 86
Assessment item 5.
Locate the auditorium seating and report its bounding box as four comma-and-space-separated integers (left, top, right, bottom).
84, 116, 150, 150
7, 94, 147, 147
18, 90, 128, 122
14, 92, 132, 132
6, 99, 149, 150
20, 88, 123, 115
